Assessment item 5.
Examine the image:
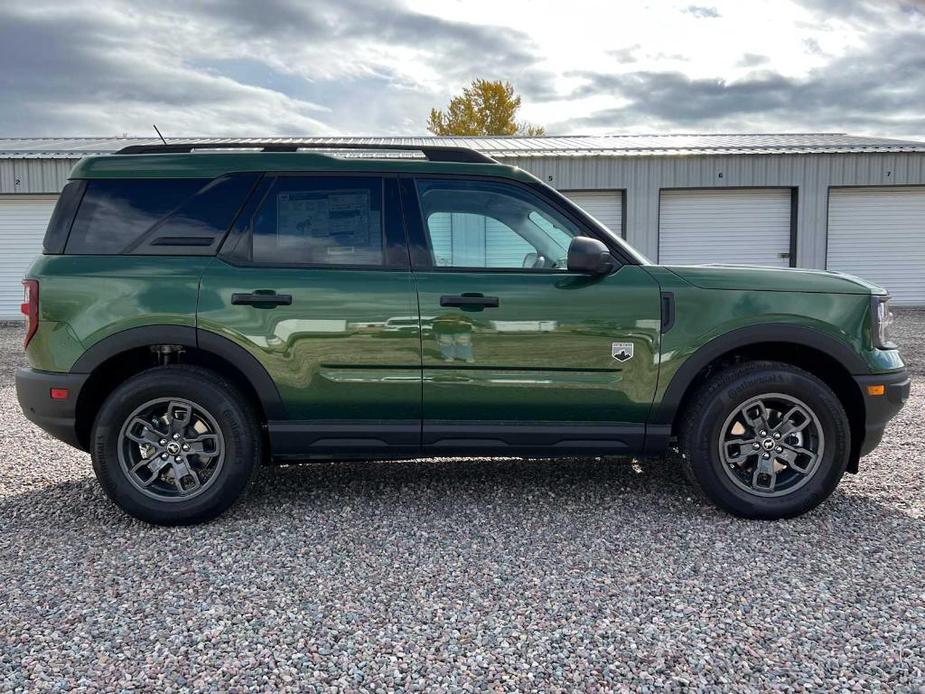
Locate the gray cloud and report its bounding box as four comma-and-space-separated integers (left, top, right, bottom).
608, 46, 640, 65
177, 0, 539, 77
556, 30, 925, 137
792, 0, 918, 22
0, 0, 541, 136
1, 0, 924, 139
0, 7, 333, 136
684, 5, 721, 18
737, 53, 769, 68
803, 38, 824, 55
551, 32, 925, 135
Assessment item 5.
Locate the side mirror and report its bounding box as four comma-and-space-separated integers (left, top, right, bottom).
567, 237, 616, 274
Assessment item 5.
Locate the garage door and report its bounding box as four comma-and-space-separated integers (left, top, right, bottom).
562, 191, 623, 237
827, 187, 925, 305
659, 188, 792, 266
0, 196, 57, 318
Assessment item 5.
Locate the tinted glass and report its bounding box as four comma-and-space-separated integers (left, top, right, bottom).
250, 176, 384, 266
66, 179, 207, 254
415, 179, 582, 270
129, 174, 259, 255
43, 180, 86, 254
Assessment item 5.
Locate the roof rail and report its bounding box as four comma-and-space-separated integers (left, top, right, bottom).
113, 141, 496, 164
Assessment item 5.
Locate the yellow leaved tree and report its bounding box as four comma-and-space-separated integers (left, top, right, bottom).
427, 79, 545, 137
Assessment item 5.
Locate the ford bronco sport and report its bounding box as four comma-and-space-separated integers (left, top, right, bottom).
16, 142, 910, 525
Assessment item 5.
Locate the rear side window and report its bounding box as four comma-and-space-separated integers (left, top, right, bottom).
43, 180, 86, 254
248, 176, 384, 266
65, 175, 258, 255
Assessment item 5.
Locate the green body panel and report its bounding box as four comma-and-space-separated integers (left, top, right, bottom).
665, 264, 885, 295
644, 266, 904, 410
197, 258, 421, 421
24, 255, 204, 372
25, 249, 903, 421
414, 266, 661, 422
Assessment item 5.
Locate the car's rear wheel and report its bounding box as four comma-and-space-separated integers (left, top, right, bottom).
679, 360, 850, 519
91, 365, 261, 525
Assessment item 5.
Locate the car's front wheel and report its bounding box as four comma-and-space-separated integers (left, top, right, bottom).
679, 360, 850, 519
91, 365, 261, 525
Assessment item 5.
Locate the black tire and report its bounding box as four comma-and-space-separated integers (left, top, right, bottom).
679, 360, 850, 519
91, 365, 261, 525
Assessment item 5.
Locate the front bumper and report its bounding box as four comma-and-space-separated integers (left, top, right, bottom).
16, 368, 88, 450
854, 369, 911, 458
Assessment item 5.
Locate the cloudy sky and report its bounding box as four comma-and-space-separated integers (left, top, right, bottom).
1, 0, 924, 139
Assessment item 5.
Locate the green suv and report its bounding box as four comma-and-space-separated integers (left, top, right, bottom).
16, 142, 910, 525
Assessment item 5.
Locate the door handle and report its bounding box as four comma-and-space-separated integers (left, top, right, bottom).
440, 294, 500, 309
231, 291, 292, 307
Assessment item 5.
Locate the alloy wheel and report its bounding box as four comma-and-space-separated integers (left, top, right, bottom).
717, 393, 825, 497
117, 397, 225, 502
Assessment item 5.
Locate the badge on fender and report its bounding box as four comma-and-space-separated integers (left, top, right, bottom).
612, 342, 634, 362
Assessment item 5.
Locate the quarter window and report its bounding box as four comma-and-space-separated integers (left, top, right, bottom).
65, 175, 258, 255
66, 179, 207, 254
250, 176, 384, 266
415, 179, 582, 270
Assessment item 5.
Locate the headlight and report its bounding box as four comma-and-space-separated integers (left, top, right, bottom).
871, 295, 896, 349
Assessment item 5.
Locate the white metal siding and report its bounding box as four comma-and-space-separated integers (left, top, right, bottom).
827, 187, 925, 305
561, 190, 623, 236
425, 212, 533, 267
8, 152, 925, 271
0, 196, 57, 318
658, 188, 792, 266
514, 152, 925, 266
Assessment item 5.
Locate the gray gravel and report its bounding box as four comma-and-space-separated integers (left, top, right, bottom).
1, 313, 923, 692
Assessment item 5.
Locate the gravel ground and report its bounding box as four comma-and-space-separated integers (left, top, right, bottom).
1, 313, 923, 692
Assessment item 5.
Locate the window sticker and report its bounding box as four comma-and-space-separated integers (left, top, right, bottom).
277, 190, 371, 252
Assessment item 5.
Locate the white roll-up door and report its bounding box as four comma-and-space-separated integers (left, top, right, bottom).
0, 196, 57, 318
658, 188, 792, 266
827, 187, 925, 305
562, 191, 623, 237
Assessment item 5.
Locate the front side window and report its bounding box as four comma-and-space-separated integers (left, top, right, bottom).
250, 176, 384, 266
415, 179, 583, 270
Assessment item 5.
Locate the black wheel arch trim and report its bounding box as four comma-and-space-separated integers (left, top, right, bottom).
652, 323, 870, 427
69, 325, 285, 419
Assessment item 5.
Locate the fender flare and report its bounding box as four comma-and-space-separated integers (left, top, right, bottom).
70, 325, 285, 419
651, 323, 868, 427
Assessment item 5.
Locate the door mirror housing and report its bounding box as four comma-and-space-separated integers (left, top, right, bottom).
567, 237, 617, 275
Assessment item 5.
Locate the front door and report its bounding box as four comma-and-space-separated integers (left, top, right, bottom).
198, 175, 422, 457
402, 177, 661, 455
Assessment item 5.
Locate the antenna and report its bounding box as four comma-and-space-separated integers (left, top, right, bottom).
152, 124, 168, 145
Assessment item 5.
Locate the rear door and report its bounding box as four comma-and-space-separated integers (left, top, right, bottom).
198, 174, 422, 457
401, 176, 661, 456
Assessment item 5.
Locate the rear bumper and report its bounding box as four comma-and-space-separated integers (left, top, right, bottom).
854, 369, 911, 458
16, 368, 88, 450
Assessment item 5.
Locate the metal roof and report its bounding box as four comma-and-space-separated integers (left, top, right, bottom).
2, 134, 925, 159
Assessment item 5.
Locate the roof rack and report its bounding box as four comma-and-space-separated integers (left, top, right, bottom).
114, 141, 496, 164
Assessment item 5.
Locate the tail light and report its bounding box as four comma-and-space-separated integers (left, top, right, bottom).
21, 279, 38, 349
